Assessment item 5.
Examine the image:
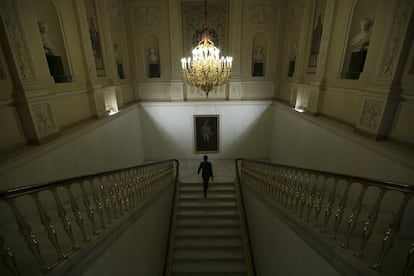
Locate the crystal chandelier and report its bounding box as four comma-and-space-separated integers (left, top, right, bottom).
180, 0, 233, 97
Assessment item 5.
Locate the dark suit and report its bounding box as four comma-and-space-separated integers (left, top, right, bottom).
198, 161, 213, 197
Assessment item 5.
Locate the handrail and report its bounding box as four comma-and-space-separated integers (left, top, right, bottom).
163, 159, 179, 276
0, 159, 178, 276
235, 158, 257, 276
0, 159, 175, 199
242, 159, 414, 193
238, 158, 414, 276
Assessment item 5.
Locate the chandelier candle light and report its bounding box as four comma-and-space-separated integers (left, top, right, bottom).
181, 0, 233, 97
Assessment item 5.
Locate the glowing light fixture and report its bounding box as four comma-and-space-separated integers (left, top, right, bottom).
180, 0, 233, 97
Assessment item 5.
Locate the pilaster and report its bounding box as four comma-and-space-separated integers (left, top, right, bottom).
355, 0, 414, 138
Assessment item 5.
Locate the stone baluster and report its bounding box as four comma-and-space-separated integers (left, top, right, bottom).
65, 185, 89, 243
0, 233, 20, 276
31, 192, 66, 259
355, 188, 386, 258
332, 181, 351, 240
51, 188, 79, 250
342, 185, 367, 248
6, 199, 49, 272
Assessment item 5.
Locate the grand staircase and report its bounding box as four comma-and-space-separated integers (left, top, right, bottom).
167, 182, 251, 275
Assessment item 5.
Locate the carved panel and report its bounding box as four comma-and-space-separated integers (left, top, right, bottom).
32, 103, 56, 135
107, 0, 121, 18
229, 82, 241, 99
380, 0, 413, 78
171, 82, 184, 100
136, 7, 161, 26
0, 0, 33, 82
316, 0, 335, 76
182, 0, 229, 55
250, 5, 276, 24
94, 91, 106, 116
358, 99, 383, 131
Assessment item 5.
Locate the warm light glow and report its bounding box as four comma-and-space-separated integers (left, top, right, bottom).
294, 107, 305, 113
108, 109, 119, 116
180, 0, 232, 97
181, 38, 232, 97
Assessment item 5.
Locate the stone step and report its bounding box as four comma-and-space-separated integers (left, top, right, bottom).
171, 272, 247, 276
179, 192, 235, 199
175, 226, 242, 237
176, 217, 241, 227
174, 236, 244, 249
180, 183, 235, 190
178, 209, 239, 217
178, 200, 237, 208
172, 259, 246, 273
174, 248, 245, 260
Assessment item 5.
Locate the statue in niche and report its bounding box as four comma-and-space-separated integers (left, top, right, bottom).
114, 43, 124, 79
309, 15, 323, 68
346, 17, 373, 79
148, 48, 160, 78
38, 21, 67, 82
88, 17, 104, 71
288, 43, 297, 77
288, 56, 296, 77
38, 21, 56, 56
252, 46, 264, 76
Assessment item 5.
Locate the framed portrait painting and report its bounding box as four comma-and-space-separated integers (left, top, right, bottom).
194, 115, 219, 153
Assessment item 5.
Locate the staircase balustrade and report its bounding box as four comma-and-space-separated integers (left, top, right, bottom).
237, 159, 414, 276
0, 160, 178, 276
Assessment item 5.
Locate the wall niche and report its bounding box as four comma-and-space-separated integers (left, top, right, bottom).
341, 0, 377, 80
34, 0, 72, 83
143, 34, 160, 78
251, 33, 267, 77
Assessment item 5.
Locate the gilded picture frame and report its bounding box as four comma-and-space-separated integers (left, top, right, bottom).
194, 115, 219, 153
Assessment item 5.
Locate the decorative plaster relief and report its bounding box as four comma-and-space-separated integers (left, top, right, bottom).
32, 103, 56, 135
381, 0, 412, 78
107, 0, 121, 18
289, 0, 304, 18
171, 82, 184, 100
316, 0, 335, 76
94, 92, 106, 115
359, 99, 383, 131
136, 7, 160, 26
307, 89, 320, 113
182, 1, 228, 55
250, 6, 275, 24
229, 83, 241, 99
0, 0, 33, 82
115, 87, 124, 108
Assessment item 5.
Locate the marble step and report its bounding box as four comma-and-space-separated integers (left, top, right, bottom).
174, 236, 244, 249
176, 217, 241, 227
174, 247, 245, 260
177, 209, 239, 217
179, 192, 236, 198
178, 200, 237, 208
175, 226, 242, 237
171, 272, 247, 276
172, 259, 246, 273
180, 183, 235, 190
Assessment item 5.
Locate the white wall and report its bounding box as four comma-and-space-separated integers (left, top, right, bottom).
0, 106, 145, 190
139, 101, 272, 160
270, 102, 414, 184
139, 101, 273, 182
